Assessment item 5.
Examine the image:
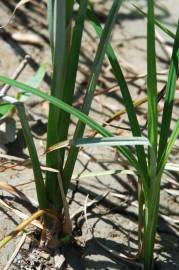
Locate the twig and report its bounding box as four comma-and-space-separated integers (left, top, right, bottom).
0, 209, 46, 249
0, 153, 59, 173
0, 0, 31, 29
95, 69, 168, 97
0, 55, 30, 95
0, 198, 43, 229
3, 233, 26, 270
89, 84, 168, 137
93, 236, 143, 269
70, 192, 109, 220
81, 193, 143, 268
84, 194, 89, 231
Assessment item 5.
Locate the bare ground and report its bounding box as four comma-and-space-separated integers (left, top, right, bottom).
0, 1, 179, 269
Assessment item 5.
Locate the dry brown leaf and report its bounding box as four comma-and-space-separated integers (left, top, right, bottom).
0, 198, 43, 229
0, 182, 27, 199
0, 209, 46, 249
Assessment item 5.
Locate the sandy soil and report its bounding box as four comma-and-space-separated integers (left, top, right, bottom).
0, 0, 179, 269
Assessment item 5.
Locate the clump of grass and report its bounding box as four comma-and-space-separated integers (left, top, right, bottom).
0, 1, 179, 270
0, 0, 124, 246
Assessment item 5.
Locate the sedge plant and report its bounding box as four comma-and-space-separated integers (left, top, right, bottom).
0, 1, 179, 270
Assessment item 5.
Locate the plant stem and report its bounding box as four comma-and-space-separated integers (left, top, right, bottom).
138, 179, 144, 259
144, 177, 161, 270
17, 103, 48, 209
46, 0, 66, 209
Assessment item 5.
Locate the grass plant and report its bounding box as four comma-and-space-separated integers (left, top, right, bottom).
0, 1, 179, 270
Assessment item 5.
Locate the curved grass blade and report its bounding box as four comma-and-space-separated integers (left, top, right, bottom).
158, 120, 179, 176
15, 104, 48, 209
62, 0, 124, 195
133, 4, 175, 39
27, 65, 46, 88
0, 102, 14, 117
0, 77, 138, 171
86, 4, 149, 194
158, 23, 179, 161
0, 95, 48, 209
18, 65, 46, 101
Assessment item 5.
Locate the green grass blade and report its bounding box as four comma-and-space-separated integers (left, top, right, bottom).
18, 65, 46, 102
66, 0, 74, 26
56, 0, 88, 167
47, 136, 149, 151
158, 120, 179, 176
133, 4, 175, 39
87, 7, 143, 137
0, 102, 14, 117
144, 176, 160, 270
0, 77, 139, 171
80, 0, 123, 116
143, 4, 159, 264
144, 119, 179, 269
27, 65, 46, 88
72, 169, 137, 181
86, 5, 150, 190
17, 103, 48, 209
158, 23, 179, 161
147, 0, 158, 156
46, 0, 66, 207
62, 0, 124, 195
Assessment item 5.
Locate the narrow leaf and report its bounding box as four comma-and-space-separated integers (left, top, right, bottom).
0, 102, 14, 117
62, 0, 124, 195
86, 4, 150, 195
72, 169, 137, 180
147, 0, 158, 155
0, 209, 46, 249
47, 136, 149, 153
158, 23, 179, 160
17, 103, 48, 209
56, 0, 88, 166
27, 65, 46, 88
158, 120, 179, 176
133, 4, 175, 39
0, 77, 139, 171
46, 0, 66, 207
